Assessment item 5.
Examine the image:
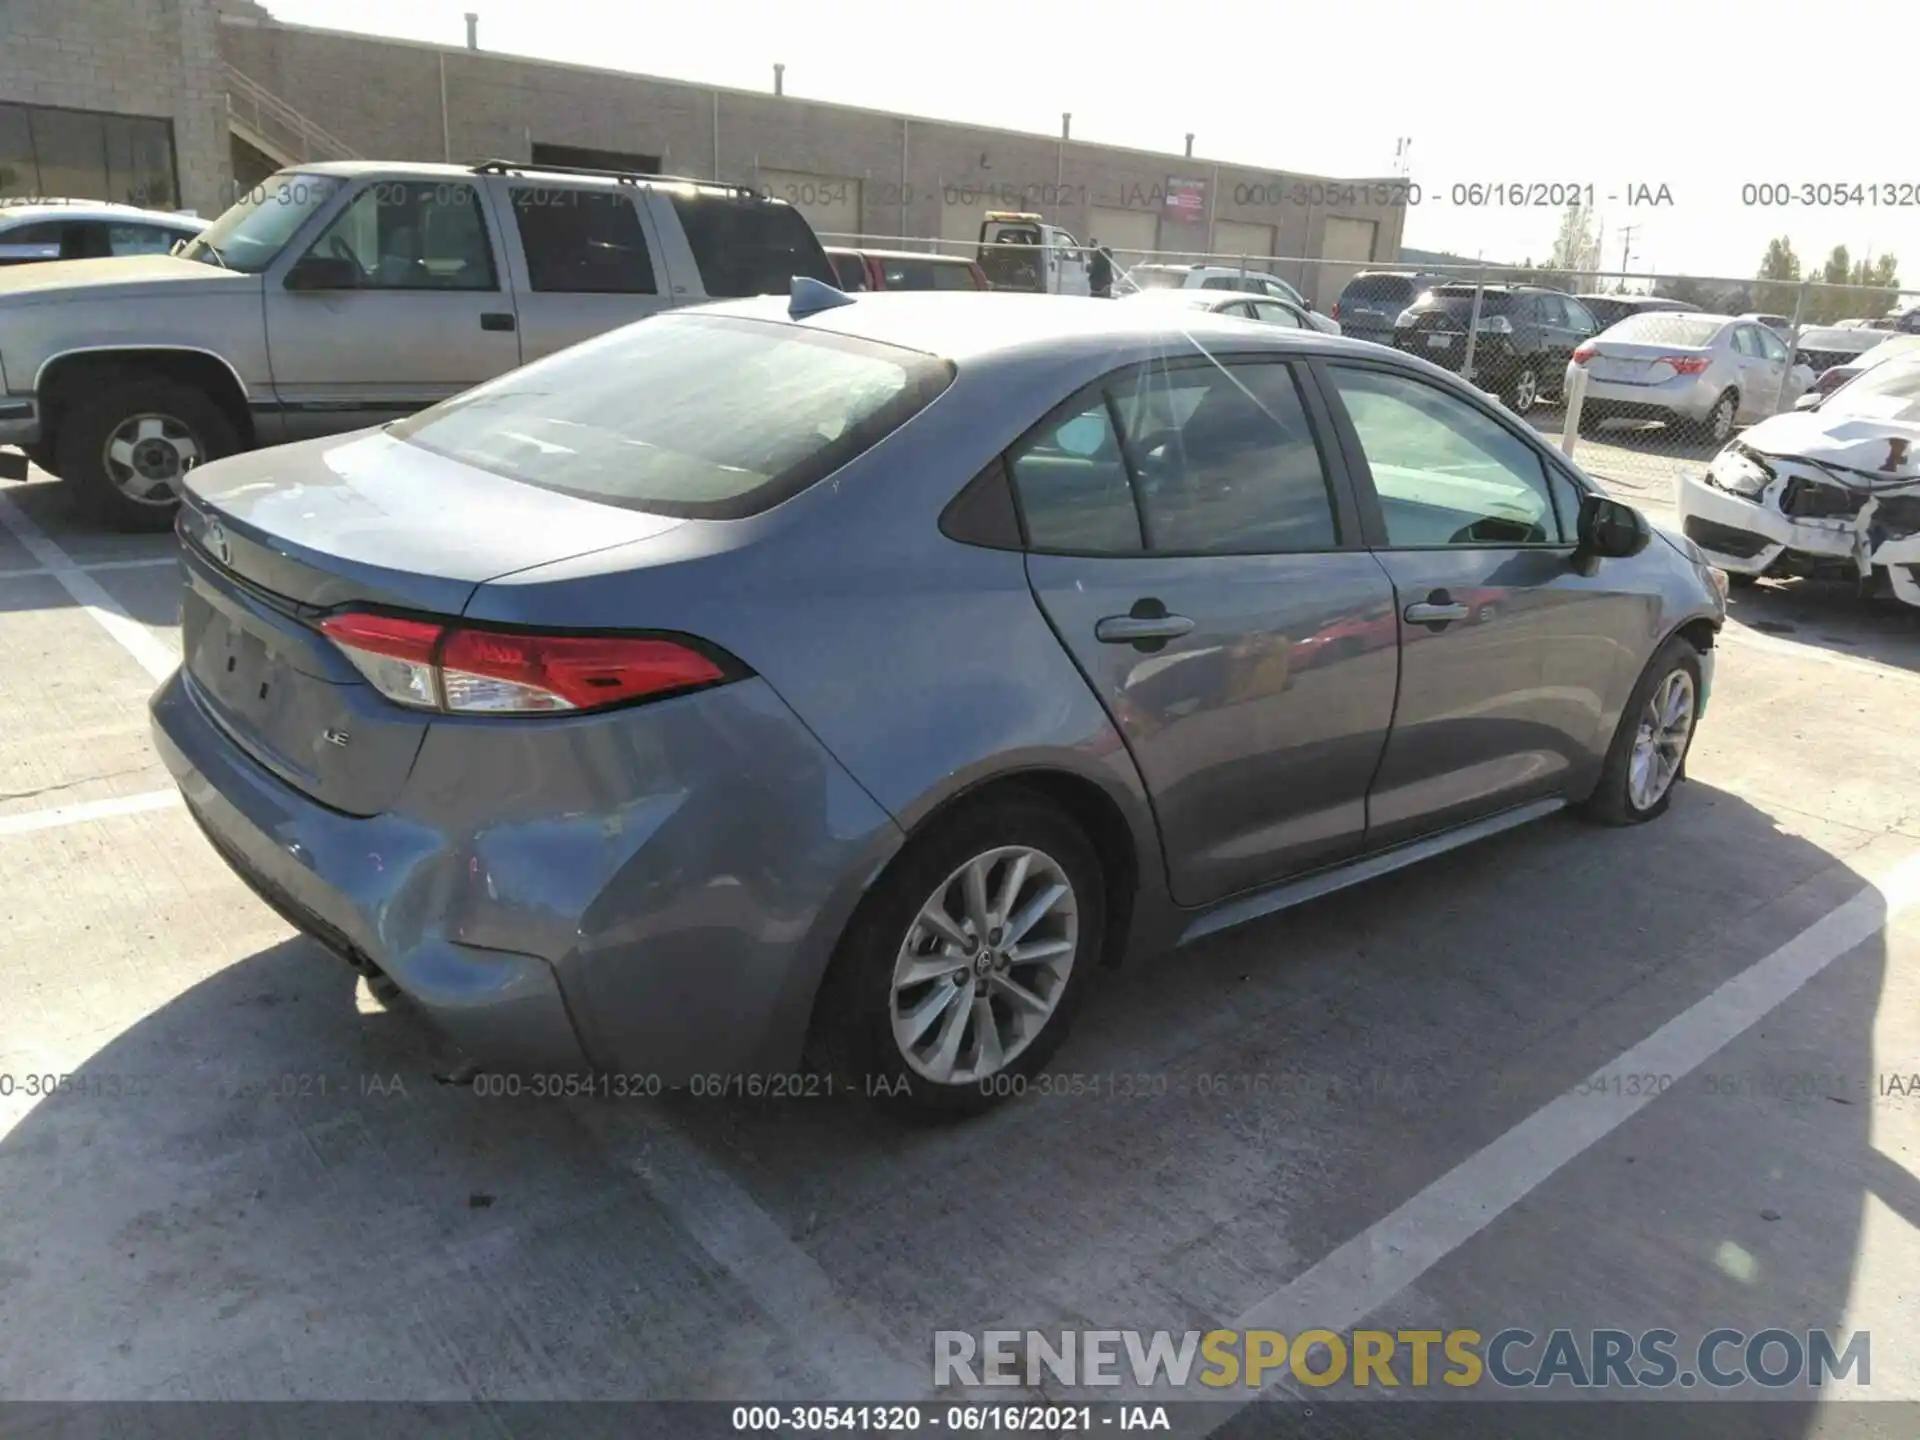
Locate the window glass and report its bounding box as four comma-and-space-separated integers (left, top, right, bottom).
392, 314, 952, 518
305, 181, 496, 289
1753, 326, 1788, 361
1, 220, 64, 245
183, 172, 345, 272
1610, 313, 1725, 347
1250, 300, 1304, 327
101, 114, 177, 209
669, 192, 835, 296
1731, 327, 1764, 358
26, 108, 107, 200
107, 223, 182, 256
510, 187, 656, 293
829, 251, 868, 290
1007, 395, 1143, 553
1562, 297, 1598, 333
1200, 276, 1236, 290
1331, 365, 1563, 546
1113, 361, 1339, 554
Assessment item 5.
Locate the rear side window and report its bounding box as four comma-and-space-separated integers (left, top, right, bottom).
668, 193, 834, 296
510, 188, 657, 293
389, 314, 953, 519
1008, 396, 1144, 553
829, 252, 869, 290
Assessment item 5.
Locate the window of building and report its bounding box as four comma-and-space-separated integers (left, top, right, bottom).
0, 102, 178, 210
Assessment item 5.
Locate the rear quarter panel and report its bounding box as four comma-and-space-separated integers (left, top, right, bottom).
462, 346, 1179, 957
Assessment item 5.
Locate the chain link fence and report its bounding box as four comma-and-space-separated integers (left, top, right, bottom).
820, 232, 1920, 515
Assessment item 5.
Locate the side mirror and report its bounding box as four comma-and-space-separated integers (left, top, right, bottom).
284, 253, 359, 291
1794, 391, 1823, 412
1577, 493, 1650, 560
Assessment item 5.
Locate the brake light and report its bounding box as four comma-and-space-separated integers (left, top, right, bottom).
1572, 343, 1597, 365
1657, 355, 1711, 375
319, 612, 731, 715
1330, 301, 1341, 319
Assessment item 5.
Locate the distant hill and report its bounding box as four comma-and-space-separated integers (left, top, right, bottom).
1398, 246, 1513, 273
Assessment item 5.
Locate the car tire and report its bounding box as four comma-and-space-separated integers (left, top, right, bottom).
812, 789, 1105, 1117
56, 377, 239, 532
1502, 362, 1541, 413
1685, 391, 1738, 446
1582, 636, 1705, 827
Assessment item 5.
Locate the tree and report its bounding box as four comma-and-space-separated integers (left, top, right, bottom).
1804, 245, 1903, 324
1548, 203, 1598, 285
1753, 236, 1801, 317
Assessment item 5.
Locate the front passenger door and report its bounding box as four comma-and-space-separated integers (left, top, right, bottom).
263, 179, 522, 437
1325, 362, 1645, 846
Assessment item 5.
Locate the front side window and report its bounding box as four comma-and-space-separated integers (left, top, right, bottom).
301, 180, 497, 290
510, 187, 656, 293
1330, 365, 1563, 547
106, 223, 183, 257
1250, 300, 1304, 327
183, 172, 345, 273
668, 193, 834, 296
390, 314, 953, 518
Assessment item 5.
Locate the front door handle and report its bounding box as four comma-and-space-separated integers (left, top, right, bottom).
480, 311, 516, 332
1096, 614, 1195, 644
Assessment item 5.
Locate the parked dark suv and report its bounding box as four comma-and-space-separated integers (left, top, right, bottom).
1392, 284, 1599, 412
1330, 271, 1450, 346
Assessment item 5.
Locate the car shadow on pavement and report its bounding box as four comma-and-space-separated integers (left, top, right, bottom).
0, 780, 1898, 1422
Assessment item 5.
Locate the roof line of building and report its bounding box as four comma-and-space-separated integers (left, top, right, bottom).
218, 14, 1397, 187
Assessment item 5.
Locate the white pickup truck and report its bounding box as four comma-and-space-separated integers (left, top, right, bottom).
973, 212, 1091, 296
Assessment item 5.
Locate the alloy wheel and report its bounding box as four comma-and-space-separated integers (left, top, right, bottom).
889, 845, 1079, 1085
1510, 368, 1538, 412
1628, 668, 1695, 812
1709, 396, 1735, 444
102, 413, 201, 506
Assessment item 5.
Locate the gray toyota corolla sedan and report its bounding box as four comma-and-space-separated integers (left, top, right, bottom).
151, 285, 1728, 1114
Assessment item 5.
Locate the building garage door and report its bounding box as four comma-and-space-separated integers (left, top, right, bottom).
1312, 215, 1381, 308
1211, 219, 1275, 265
757, 169, 862, 242
1088, 206, 1159, 267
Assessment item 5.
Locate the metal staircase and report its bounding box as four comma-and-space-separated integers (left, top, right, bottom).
224, 62, 362, 166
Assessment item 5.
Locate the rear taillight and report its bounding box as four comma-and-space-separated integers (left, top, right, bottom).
1657, 355, 1711, 375
1572, 343, 1597, 365
1330, 301, 1341, 319
319, 612, 732, 716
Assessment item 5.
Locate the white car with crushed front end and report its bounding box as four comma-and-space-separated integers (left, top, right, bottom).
1678, 351, 1920, 607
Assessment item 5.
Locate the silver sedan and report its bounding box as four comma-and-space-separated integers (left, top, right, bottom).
1568, 312, 1815, 443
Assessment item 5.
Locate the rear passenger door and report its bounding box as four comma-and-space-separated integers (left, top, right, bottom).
495, 182, 674, 364
1013, 355, 1400, 906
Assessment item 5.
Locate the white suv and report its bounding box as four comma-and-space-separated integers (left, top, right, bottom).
1118, 263, 1340, 333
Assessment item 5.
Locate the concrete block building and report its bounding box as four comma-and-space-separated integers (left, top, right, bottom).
2, 0, 1409, 303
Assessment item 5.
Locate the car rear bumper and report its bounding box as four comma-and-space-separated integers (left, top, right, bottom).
151, 666, 905, 1080
1676, 473, 1920, 606
1574, 370, 1717, 421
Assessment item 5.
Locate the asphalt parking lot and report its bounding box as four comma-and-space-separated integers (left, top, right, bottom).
3, 454, 1919, 1432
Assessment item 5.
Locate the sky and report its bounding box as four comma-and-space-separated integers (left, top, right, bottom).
264, 0, 1918, 296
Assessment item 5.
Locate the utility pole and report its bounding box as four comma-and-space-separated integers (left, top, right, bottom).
1619, 224, 1637, 278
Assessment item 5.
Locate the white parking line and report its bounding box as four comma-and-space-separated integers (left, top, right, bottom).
0, 788, 181, 837
0, 492, 178, 681
1195, 849, 1920, 1427
0, 556, 178, 578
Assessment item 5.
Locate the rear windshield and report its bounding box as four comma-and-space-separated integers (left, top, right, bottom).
1340, 275, 1417, 304
1130, 267, 1188, 290
388, 314, 954, 519
879, 256, 978, 291
1608, 314, 1725, 347
1430, 286, 1514, 314
667, 194, 834, 297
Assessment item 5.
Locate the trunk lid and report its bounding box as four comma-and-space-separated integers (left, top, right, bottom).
1585, 339, 1712, 385
176, 428, 685, 815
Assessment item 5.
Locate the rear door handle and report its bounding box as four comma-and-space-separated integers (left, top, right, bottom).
480, 311, 516, 332
1095, 614, 1195, 644
1404, 601, 1471, 624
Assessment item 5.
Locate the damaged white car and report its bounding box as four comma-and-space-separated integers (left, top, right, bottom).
1679, 351, 1920, 607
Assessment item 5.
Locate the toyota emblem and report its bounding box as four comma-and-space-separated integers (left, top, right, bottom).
204, 520, 232, 566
